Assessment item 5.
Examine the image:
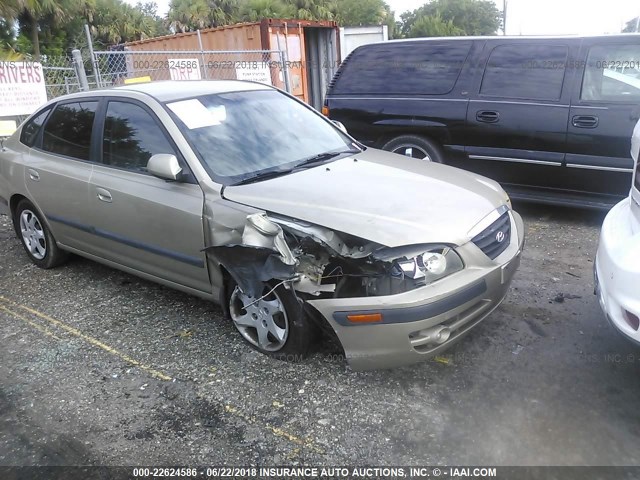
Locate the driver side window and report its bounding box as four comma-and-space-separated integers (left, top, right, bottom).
103, 101, 177, 172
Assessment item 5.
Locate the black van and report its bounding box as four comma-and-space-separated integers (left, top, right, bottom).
324, 34, 640, 209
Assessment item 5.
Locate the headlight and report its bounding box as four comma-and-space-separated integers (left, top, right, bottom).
391, 246, 464, 284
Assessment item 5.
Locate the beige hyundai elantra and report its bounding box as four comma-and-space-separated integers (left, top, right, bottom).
0, 81, 524, 370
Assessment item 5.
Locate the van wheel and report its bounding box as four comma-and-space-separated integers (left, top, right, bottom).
382, 135, 443, 163
227, 280, 315, 361
14, 199, 68, 269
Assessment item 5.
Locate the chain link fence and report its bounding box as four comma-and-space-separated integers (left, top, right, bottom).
92, 49, 291, 92
1, 48, 290, 134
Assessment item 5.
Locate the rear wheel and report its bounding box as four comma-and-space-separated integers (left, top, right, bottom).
14, 199, 68, 269
382, 135, 443, 163
228, 280, 314, 360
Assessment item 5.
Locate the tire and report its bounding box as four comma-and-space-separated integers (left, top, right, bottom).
14, 199, 68, 269
227, 279, 315, 361
381, 135, 444, 163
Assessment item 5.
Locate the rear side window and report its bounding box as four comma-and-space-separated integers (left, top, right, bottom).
480, 44, 568, 100
102, 101, 176, 172
331, 41, 472, 95
20, 107, 52, 147
42, 101, 98, 161
581, 44, 640, 102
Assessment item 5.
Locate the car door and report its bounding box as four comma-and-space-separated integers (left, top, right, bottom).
25, 99, 99, 250
463, 40, 574, 198
87, 98, 210, 293
565, 38, 640, 202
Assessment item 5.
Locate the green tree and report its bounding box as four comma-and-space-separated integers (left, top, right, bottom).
285, 0, 335, 21
408, 13, 463, 37
401, 0, 500, 38
623, 17, 640, 33
239, 0, 291, 22
168, 0, 239, 32
90, 0, 165, 46
333, 0, 391, 26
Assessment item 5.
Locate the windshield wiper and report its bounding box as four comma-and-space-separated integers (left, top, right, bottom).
228, 168, 295, 186
227, 149, 361, 187
292, 149, 361, 170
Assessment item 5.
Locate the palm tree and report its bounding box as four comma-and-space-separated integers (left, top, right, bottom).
17, 0, 68, 59
168, 0, 210, 32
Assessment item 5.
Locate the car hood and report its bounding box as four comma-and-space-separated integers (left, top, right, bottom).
222, 148, 507, 247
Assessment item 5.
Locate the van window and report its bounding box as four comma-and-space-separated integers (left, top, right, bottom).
331, 41, 472, 95
581, 44, 640, 102
480, 44, 568, 100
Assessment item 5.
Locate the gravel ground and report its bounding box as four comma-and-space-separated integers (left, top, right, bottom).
1, 203, 640, 467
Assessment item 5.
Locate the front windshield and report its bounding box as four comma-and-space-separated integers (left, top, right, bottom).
166, 89, 353, 184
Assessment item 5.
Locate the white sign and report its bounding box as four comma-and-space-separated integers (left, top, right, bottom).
235, 65, 273, 86
167, 99, 226, 130
168, 58, 202, 81
0, 62, 47, 116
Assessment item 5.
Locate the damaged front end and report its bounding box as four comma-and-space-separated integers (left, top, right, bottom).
206, 212, 463, 301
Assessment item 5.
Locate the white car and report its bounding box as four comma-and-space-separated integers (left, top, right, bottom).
595, 121, 640, 341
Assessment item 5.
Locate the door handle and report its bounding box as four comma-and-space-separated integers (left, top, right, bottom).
572, 115, 599, 128
28, 169, 40, 181
96, 187, 112, 203
476, 110, 500, 123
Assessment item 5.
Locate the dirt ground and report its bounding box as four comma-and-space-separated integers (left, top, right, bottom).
1, 202, 639, 468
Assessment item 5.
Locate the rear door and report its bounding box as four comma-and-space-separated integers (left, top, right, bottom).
86, 98, 210, 293
26, 99, 99, 250
566, 38, 640, 202
463, 40, 574, 196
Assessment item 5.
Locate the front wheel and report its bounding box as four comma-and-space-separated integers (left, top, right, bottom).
15, 199, 68, 269
381, 135, 443, 163
227, 280, 315, 360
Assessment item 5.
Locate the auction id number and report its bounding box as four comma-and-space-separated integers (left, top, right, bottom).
133, 467, 198, 477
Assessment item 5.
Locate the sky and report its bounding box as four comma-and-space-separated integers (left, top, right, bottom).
142, 0, 640, 35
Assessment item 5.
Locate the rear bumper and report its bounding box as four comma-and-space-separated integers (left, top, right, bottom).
595, 198, 640, 342
308, 210, 525, 370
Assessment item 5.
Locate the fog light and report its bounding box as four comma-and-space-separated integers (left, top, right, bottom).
419, 252, 447, 275
623, 309, 640, 331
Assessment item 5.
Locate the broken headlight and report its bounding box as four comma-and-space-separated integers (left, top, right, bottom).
390, 246, 463, 284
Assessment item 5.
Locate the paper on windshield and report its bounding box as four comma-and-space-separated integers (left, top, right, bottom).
167, 99, 226, 129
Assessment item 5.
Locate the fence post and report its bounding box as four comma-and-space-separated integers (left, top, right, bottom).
274, 34, 291, 93
196, 30, 208, 80
84, 24, 102, 88
72, 49, 90, 91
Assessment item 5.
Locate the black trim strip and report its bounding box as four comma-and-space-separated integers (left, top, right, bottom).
47, 214, 205, 268
333, 279, 487, 326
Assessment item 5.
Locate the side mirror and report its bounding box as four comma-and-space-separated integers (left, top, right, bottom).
147, 154, 182, 181
332, 120, 348, 134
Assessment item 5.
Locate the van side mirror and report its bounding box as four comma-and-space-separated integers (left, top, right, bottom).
332, 120, 348, 134
147, 154, 182, 181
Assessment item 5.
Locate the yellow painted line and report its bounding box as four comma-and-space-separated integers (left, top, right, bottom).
224, 404, 324, 454
0, 296, 172, 381
0, 295, 324, 455
0, 305, 62, 340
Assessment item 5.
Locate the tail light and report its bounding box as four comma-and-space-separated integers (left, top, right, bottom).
322, 105, 329, 116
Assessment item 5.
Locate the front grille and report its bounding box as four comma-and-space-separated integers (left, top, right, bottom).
471, 211, 511, 260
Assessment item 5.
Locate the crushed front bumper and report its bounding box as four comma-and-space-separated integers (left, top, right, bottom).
307, 210, 525, 370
